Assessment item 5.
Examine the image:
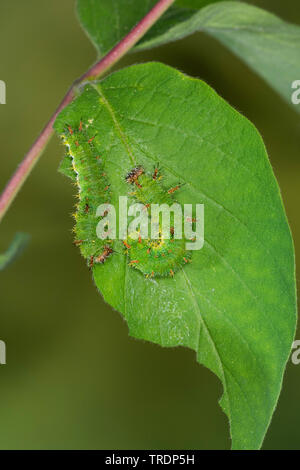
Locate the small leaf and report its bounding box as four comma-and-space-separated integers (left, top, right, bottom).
55, 63, 296, 449
76, 0, 222, 57
0, 233, 30, 271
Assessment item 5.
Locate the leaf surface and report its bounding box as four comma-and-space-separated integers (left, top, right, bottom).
55, 63, 296, 449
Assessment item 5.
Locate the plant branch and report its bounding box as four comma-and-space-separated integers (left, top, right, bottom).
0, 0, 176, 223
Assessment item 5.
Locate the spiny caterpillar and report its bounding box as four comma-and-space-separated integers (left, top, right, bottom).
60, 122, 114, 268
124, 166, 191, 278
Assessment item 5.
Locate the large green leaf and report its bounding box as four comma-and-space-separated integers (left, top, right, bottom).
76, 0, 223, 57
54, 63, 296, 449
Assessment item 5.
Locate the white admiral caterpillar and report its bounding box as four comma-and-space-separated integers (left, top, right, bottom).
124, 166, 191, 278
60, 122, 114, 267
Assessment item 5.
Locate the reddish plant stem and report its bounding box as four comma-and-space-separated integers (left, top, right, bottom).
0, 0, 175, 223
0, 88, 75, 223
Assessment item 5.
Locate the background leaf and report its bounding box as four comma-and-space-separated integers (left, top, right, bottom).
0, 233, 30, 271
55, 62, 296, 449
137, 1, 300, 111
77, 0, 300, 111
76, 0, 223, 57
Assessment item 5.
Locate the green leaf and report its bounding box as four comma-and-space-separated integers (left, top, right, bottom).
55, 63, 296, 450
137, 1, 300, 111
0, 233, 30, 271
76, 0, 223, 57
77, 0, 300, 111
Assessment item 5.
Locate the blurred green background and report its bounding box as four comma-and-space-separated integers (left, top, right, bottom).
0, 0, 299, 450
